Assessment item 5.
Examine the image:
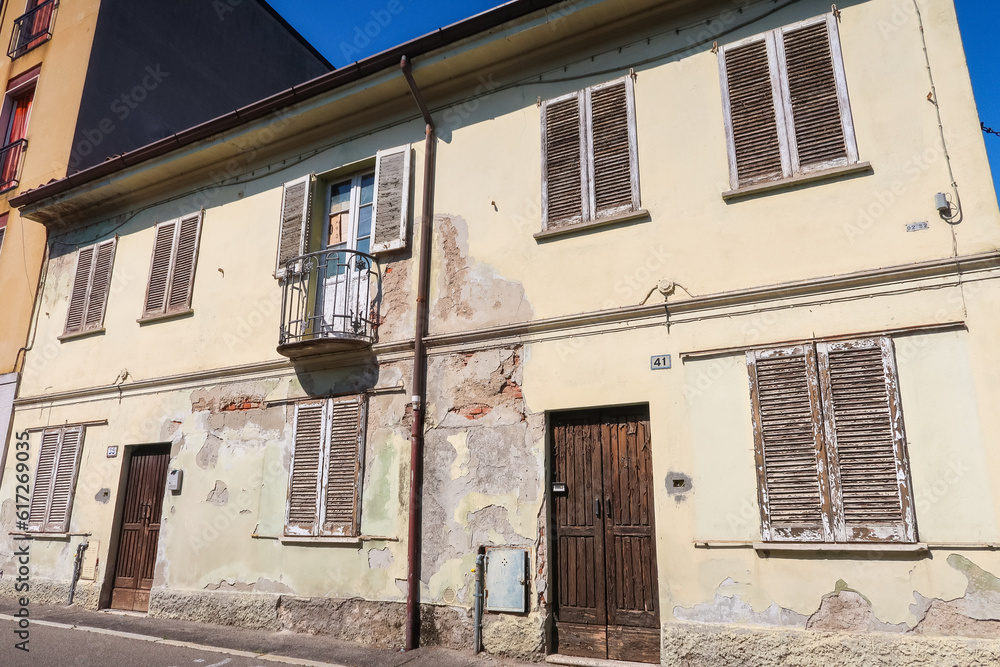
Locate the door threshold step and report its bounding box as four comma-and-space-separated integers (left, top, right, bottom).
100, 609, 148, 617
547, 655, 657, 667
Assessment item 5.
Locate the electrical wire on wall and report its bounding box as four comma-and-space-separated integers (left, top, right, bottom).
55, 0, 804, 250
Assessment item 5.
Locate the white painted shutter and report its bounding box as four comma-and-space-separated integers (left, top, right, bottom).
46, 426, 84, 533
321, 395, 365, 536
166, 212, 202, 313
587, 78, 639, 219
28, 426, 84, 533
143, 220, 177, 316
83, 238, 116, 331
65, 245, 95, 335
370, 146, 411, 255
275, 175, 312, 277
747, 345, 832, 542
817, 338, 916, 542
286, 401, 325, 536
0, 226, 5, 257
541, 92, 586, 228
27, 429, 60, 531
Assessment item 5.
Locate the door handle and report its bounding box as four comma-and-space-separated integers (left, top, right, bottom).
606, 498, 612, 518
595, 499, 601, 518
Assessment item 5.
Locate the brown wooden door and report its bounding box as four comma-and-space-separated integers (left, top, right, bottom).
110, 446, 170, 612
552, 408, 660, 664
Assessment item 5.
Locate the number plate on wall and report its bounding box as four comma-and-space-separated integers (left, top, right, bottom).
650, 354, 671, 370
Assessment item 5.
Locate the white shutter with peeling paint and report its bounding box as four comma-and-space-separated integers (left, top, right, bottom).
65, 245, 95, 335
28, 429, 60, 531
370, 146, 411, 255
586, 77, 640, 219
28, 426, 85, 533
541, 91, 586, 228
275, 175, 313, 277
166, 212, 202, 313
143, 220, 177, 316
83, 238, 116, 331
286, 401, 325, 536
320, 395, 365, 536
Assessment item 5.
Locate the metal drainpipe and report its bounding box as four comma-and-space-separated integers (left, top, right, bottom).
473, 552, 486, 653
67, 538, 89, 605
400, 54, 435, 652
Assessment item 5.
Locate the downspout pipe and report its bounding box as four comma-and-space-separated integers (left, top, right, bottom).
400, 54, 435, 652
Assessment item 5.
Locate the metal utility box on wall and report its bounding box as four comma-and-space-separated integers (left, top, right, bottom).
484, 547, 528, 613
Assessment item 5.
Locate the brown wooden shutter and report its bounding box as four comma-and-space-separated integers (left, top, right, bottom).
275, 175, 312, 277
747, 345, 832, 542
722, 37, 785, 187
588, 79, 639, 218
167, 213, 202, 313
83, 238, 116, 331
27, 429, 60, 531
46, 426, 84, 533
65, 246, 94, 334
321, 395, 365, 536
144, 220, 176, 316
817, 338, 916, 542
781, 20, 848, 172
286, 401, 324, 536
542, 93, 586, 227
371, 146, 411, 255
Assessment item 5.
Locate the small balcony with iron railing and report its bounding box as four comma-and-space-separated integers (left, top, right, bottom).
9, 0, 57, 59
278, 248, 382, 359
0, 138, 27, 193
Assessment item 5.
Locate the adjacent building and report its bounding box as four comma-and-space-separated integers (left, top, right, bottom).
3, 0, 1000, 664
0, 0, 330, 479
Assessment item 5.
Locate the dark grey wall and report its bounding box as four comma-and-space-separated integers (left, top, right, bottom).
67, 0, 330, 173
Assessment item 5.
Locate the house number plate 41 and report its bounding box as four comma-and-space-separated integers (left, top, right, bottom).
650, 354, 671, 370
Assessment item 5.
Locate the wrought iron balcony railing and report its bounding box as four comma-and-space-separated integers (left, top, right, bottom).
0, 139, 28, 193
278, 248, 382, 358
9, 0, 57, 59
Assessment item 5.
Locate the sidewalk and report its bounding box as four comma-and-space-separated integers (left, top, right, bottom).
0, 600, 536, 667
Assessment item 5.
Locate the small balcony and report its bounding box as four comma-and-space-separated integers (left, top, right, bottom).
278, 248, 382, 359
9, 0, 57, 59
0, 139, 27, 193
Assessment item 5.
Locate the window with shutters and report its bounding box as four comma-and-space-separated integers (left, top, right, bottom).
28, 426, 85, 533
719, 14, 860, 192
275, 146, 411, 277
285, 395, 366, 537
0, 213, 6, 259
746, 337, 917, 544
62, 238, 116, 337
540, 76, 640, 232
141, 211, 203, 320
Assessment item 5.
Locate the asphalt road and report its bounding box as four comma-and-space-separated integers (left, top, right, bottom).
0, 618, 322, 667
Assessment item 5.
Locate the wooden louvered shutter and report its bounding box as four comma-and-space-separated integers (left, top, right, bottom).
83, 238, 116, 331
144, 220, 176, 316
275, 175, 312, 277
747, 345, 833, 542
587, 78, 639, 219
65, 246, 95, 335
817, 338, 916, 542
321, 395, 365, 536
542, 92, 586, 228
28, 429, 60, 531
286, 401, 325, 536
166, 212, 202, 313
779, 16, 855, 173
371, 146, 411, 255
46, 426, 84, 533
720, 34, 788, 188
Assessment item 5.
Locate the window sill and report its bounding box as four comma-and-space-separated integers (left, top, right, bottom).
58, 327, 105, 342
722, 162, 873, 201
753, 541, 928, 553
9, 531, 91, 540
137, 309, 194, 325
534, 208, 649, 241
251, 533, 397, 544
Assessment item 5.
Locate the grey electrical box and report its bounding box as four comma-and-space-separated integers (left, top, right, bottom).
167, 469, 183, 493
484, 547, 528, 613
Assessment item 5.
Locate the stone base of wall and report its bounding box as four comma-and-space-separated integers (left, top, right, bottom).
663, 622, 1000, 667
0, 578, 100, 609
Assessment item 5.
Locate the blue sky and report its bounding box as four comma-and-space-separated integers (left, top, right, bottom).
268, 0, 999, 195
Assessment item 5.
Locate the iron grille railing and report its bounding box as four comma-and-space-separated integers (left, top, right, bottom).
9, 0, 57, 59
0, 139, 28, 193
279, 248, 381, 350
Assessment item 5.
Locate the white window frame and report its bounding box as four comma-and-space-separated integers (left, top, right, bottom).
719, 14, 859, 190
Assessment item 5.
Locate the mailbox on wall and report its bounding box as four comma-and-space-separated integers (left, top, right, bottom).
484, 547, 528, 613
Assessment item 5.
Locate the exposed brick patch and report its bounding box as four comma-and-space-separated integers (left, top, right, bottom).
451, 403, 493, 420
